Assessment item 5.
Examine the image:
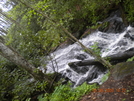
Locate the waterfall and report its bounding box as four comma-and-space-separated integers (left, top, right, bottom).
39, 26, 134, 86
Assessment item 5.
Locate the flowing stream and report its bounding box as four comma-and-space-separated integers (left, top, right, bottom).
39, 26, 134, 87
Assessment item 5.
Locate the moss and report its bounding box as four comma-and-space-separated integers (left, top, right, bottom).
112, 61, 134, 80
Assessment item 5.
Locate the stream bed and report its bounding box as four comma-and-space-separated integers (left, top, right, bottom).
39, 26, 134, 87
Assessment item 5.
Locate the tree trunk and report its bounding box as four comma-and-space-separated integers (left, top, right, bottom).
0, 28, 8, 35
0, 41, 51, 83
0, 9, 21, 27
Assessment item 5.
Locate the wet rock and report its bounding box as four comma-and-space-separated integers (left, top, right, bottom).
68, 60, 107, 83
129, 22, 134, 27
117, 40, 127, 46
74, 64, 107, 86
68, 62, 89, 74
68, 59, 101, 67
75, 54, 87, 60
124, 27, 134, 40
74, 66, 99, 86
86, 71, 98, 82
112, 61, 134, 80
125, 47, 134, 52
98, 10, 126, 33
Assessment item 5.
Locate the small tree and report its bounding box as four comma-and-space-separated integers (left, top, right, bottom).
0, 40, 51, 82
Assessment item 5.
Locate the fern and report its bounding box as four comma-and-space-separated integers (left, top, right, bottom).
38, 83, 98, 101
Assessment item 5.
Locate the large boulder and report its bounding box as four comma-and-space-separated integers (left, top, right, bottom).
112, 61, 134, 80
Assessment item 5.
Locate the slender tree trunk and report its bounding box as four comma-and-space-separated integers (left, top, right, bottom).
0, 9, 21, 27
0, 28, 8, 35
0, 41, 51, 83
18, 0, 112, 69
118, 0, 128, 26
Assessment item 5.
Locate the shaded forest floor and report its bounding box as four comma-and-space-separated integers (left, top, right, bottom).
80, 73, 134, 101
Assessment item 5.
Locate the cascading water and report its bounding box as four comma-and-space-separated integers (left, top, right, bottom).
39, 26, 134, 87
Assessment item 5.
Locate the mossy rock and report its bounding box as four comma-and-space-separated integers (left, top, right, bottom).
112, 61, 134, 80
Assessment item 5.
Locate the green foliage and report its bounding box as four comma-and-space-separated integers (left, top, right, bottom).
122, 98, 126, 101
0, 56, 48, 101
127, 56, 134, 62
124, 0, 134, 22
12, 79, 47, 101
25, 98, 31, 101
91, 42, 101, 55
83, 42, 101, 55
5, 0, 67, 64
38, 82, 98, 101
101, 71, 110, 83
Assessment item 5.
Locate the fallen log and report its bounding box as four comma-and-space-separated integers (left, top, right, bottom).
106, 49, 134, 63
68, 50, 134, 67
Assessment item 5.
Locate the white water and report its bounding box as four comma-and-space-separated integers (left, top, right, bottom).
40, 26, 134, 86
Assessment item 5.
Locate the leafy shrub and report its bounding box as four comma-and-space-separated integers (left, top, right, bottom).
38, 82, 98, 101
91, 42, 101, 55
101, 71, 110, 83
0, 56, 48, 101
